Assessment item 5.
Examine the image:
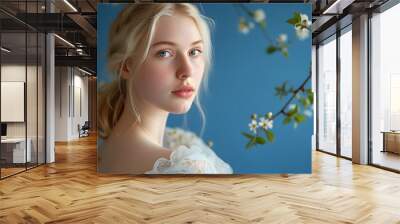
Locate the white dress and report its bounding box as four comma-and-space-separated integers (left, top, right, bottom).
145, 127, 233, 174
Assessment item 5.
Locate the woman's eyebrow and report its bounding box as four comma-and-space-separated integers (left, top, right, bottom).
151, 40, 203, 47
191, 40, 203, 46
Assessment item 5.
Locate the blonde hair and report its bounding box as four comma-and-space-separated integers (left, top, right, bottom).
98, 3, 213, 139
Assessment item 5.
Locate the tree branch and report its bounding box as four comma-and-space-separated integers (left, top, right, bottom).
271, 68, 311, 121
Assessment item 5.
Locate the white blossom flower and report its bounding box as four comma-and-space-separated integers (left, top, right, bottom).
295, 13, 311, 40
277, 33, 288, 44
239, 25, 250, 34
248, 119, 258, 134
253, 9, 266, 23
249, 22, 255, 29
300, 14, 312, 27
289, 104, 297, 110
239, 17, 253, 34
304, 109, 313, 117
259, 117, 273, 130
295, 26, 310, 40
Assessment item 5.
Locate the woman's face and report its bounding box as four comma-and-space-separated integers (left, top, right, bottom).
133, 13, 205, 114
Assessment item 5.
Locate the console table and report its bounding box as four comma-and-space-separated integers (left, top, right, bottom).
381, 131, 400, 154
1, 138, 32, 164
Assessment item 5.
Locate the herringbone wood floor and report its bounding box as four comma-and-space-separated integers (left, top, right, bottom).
1, 134, 400, 223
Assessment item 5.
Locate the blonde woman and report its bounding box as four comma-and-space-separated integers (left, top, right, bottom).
98, 3, 233, 174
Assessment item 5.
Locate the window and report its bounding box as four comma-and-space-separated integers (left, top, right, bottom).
339, 26, 352, 158
318, 35, 337, 155
370, 2, 400, 171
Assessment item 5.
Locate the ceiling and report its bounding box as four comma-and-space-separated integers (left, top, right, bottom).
0, 0, 394, 75
1, 0, 98, 74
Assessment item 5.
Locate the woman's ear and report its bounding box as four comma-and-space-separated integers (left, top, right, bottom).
120, 58, 132, 80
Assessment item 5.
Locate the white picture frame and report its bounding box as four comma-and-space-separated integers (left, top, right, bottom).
1, 81, 25, 122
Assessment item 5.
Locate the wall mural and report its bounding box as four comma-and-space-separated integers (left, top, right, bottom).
97, 3, 312, 174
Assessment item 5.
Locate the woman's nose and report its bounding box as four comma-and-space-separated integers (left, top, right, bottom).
176, 55, 193, 80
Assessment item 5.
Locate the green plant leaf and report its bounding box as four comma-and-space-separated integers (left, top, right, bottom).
255, 136, 266, 144
263, 129, 275, 142
275, 81, 289, 99
286, 12, 301, 25
294, 12, 301, 23
242, 132, 255, 140
294, 113, 305, 123
286, 18, 298, 25
287, 105, 298, 117
300, 97, 310, 107
266, 45, 277, 54
259, 20, 267, 29
245, 138, 257, 149
293, 121, 299, 128
307, 93, 314, 104
283, 116, 292, 124
281, 48, 288, 57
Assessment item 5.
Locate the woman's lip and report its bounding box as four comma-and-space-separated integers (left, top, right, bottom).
172, 89, 194, 99
173, 86, 194, 92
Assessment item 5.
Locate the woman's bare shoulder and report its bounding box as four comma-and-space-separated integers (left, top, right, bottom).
99, 134, 172, 174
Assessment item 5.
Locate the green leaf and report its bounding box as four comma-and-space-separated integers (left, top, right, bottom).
293, 121, 299, 129
300, 97, 310, 107
245, 141, 253, 149
294, 12, 301, 23
286, 12, 301, 25
263, 129, 275, 142
255, 136, 266, 144
281, 48, 288, 57
245, 138, 257, 149
266, 45, 277, 54
294, 114, 305, 123
286, 18, 298, 25
259, 20, 267, 29
287, 105, 298, 117
275, 81, 289, 99
242, 132, 254, 140
283, 116, 292, 125
307, 93, 314, 105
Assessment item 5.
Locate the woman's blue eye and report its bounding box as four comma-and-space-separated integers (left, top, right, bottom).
157, 50, 172, 58
189, 49, 202, 57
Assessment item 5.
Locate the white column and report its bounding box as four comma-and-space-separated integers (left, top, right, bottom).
46, 1, 55, 163
352, 14, 369, 164
46, 33, 55, 163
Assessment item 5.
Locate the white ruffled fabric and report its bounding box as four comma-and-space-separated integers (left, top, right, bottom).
145, 127, 233, 174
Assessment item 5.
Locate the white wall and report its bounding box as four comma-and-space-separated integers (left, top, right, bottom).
54, 67, 89, 141
1, 66, 26, 132
55, 67, 69, 141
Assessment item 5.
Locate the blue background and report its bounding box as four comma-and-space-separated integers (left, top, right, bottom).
98, 3, 312, 174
